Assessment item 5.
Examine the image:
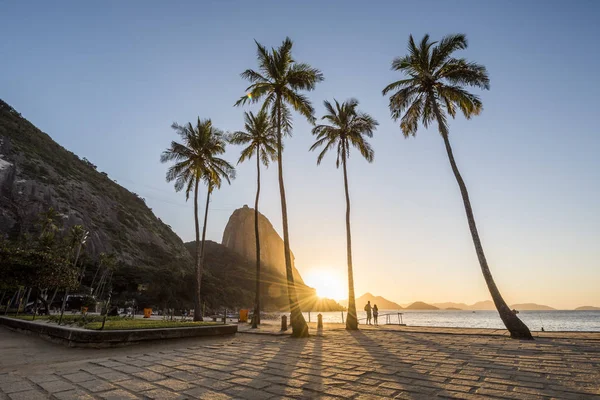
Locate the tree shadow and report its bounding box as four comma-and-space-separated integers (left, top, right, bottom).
243, 335, 315, 397
347, 330, 446, 398
382, 330, 597, 398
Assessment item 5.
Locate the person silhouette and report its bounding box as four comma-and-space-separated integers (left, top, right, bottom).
364, 301, 372, 325
373, 304, 379, 325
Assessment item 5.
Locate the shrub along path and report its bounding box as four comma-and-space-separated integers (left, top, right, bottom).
1, 324, 599, 399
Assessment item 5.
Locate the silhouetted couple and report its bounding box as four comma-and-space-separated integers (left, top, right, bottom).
364, 301, 379, 325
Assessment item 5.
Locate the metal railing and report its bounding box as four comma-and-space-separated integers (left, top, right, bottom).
358, 312, 405, 325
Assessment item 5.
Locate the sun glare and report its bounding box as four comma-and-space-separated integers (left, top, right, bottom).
303, 269, 346, 300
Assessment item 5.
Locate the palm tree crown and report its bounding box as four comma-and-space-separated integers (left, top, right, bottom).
382, 33, 489, 136
228, 110, 277, 166
161, 118, 235, 194
235, 37, 324, 128
310, 99, 378, 166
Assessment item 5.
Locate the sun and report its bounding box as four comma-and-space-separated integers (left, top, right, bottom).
303, 268, 346, 300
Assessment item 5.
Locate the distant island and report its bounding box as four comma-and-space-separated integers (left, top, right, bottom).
575, 306, 600, 311
406, 301, 439, 310
511, 303, 556, 311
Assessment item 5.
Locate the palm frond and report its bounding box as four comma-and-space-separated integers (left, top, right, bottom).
383, 33, 489, 137
287, 63, 324, 91
430, 33, 467, 70
311, 98, 377, 166
281, 87, 315, 123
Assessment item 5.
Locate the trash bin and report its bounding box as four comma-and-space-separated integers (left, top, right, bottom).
143, 308, 152, 318
239, 309, 249, 323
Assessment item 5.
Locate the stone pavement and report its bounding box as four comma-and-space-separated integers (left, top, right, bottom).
1, 326, 599, 399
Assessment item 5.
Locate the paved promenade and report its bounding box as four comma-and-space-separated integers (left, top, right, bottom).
1, 325, 599, 399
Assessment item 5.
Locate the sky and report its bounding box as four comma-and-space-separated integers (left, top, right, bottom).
1, 1, 599, 309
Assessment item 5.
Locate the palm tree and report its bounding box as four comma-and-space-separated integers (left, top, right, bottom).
310, 99, 378, 330
235, 37, 323, 337
382, 33, 533, 339
161, 118, 235, 321
229, 110, 278, 328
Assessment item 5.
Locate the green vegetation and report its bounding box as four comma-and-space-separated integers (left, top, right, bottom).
85, 319, 218, 330
381, 34, 532, 339
229, 110, 278, 328
310, 99, 378, 330
235, 37, 323, 338
161, 119, 235, 321
4, 314, 217, 331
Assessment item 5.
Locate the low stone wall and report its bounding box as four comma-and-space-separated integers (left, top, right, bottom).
0, 316, 237, 348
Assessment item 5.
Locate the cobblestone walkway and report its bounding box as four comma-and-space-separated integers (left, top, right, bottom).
1, 327, 599, 399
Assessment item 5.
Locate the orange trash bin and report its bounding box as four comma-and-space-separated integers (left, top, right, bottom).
143, 308, 152, 318
239, 309, 249, 322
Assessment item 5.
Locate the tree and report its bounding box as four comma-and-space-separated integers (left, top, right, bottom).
310, 99, 378, 330
0, 242, 78, 300
161, 118, 235, 321
229, 110, 278, 328
37, 207, 60, 248
382, 33, 533, 339
65, 225, 89, 285
236, 37, 323, 337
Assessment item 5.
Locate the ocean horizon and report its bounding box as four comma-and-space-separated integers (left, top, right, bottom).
265, 310, 600, 332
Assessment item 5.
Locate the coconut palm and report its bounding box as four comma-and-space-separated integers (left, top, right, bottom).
229, 110, 277, 328
310, 99, 378, 330
235, 37, 323, 337
382, 33, 532, 339
161, 118, 235, 321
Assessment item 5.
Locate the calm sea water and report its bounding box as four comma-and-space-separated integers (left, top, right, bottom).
266, 310, 600, 332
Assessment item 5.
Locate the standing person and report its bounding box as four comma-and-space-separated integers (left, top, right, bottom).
364, 301, 372, 325
373, 304, 379, 325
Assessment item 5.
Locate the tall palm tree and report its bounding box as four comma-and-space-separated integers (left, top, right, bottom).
235, 37, 323, 337
161, 118, 235, 321
310, 99, 378, 331
382, 33, 533, 339
229, 110, 278, 328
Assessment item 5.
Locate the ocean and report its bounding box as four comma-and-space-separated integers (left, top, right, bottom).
265, 310, 600, 332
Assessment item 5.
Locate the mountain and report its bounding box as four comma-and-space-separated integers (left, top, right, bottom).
510, 303, 556, 311
222, 205, 305, 285
217, 206, 344, 312
406, 301, 439, 310
0, 99, 191, 270
432, 302, 469, 310
467, 300, 496, 310
575, 306, 600, 311
340, 293, 403, 310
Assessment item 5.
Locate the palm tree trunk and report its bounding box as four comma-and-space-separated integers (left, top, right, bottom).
193, 175, 202, 321
197, 186, 211, 322
341, 144, 358, 330
441, 132, 533, 339
276, 98, 308, 337
252, 147, 261, 328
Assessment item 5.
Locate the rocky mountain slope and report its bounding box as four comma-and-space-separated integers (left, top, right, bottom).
222, 205, 305, 285
218, 205, 344, 312
184, 240, 344, 312
0, 99, 192, 270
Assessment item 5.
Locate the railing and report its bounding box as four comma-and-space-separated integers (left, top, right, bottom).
357, 312, 405, 325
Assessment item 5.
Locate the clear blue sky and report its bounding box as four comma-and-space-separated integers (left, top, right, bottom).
2, 1, 599, 308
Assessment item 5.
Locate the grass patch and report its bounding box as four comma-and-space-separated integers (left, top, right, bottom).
84, 319, 219, 330
4, 315, 50, 321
